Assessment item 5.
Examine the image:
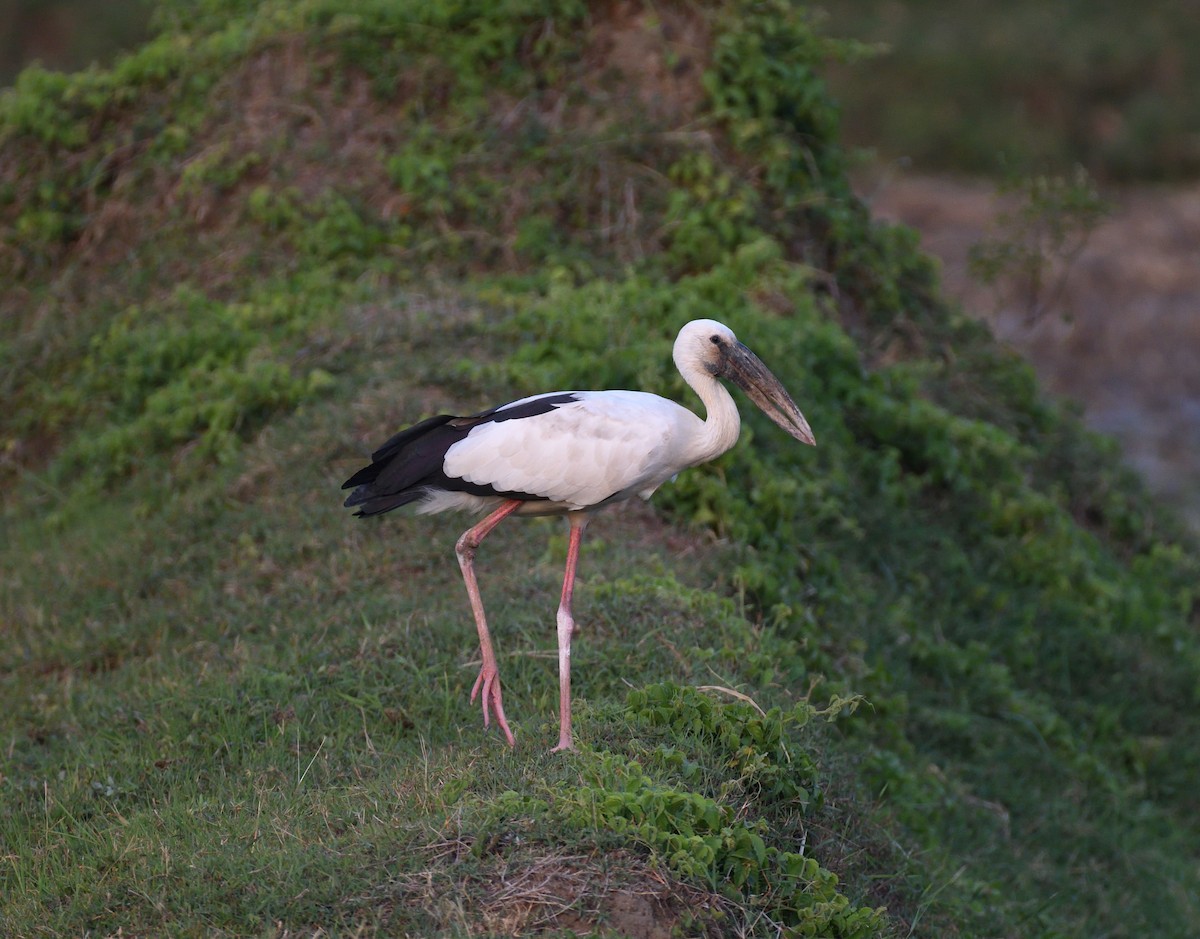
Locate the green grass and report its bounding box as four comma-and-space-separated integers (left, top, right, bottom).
2, 328, 887, 935
3, 1, 1199, 935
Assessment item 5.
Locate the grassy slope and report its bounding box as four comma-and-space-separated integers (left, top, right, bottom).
3, 1, 1199, 936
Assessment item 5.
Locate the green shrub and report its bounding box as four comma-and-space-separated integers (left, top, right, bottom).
478, 683, 883, 938
51, 285, 334, 483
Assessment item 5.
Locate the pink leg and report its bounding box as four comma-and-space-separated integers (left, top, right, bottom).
456, 499, 524, 747
552, 513, 589, 752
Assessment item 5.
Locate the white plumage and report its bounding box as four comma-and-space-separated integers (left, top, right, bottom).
343, 319, 815, 751
442, 390, 708, 512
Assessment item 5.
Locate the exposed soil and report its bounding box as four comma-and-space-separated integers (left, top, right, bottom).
369, 841, 728, 937
862, 171, 1200, 530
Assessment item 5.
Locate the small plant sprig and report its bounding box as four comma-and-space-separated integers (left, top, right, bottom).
968, 165, 1111, 324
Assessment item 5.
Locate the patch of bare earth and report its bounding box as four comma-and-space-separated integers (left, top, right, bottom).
863, 172, 1200, 530
585, 0, 710, 123
359, 840, 731, 937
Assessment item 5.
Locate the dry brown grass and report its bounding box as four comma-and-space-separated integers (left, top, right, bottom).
362, 837, 733, 938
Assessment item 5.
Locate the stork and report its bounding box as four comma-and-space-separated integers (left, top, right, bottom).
342, 319, 815, 752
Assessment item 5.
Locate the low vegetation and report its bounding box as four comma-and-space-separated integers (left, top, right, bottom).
3, 1, 1198, 936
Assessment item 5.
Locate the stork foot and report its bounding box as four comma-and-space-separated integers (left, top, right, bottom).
470, 665, 515, 747
551, 736, 575, 753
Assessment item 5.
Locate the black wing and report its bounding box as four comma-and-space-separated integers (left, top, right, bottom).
341, 393, 578, 517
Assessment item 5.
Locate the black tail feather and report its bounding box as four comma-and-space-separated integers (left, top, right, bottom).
344, 488, 426, 517
341, 413, 464, 517
341, 414, 457, 491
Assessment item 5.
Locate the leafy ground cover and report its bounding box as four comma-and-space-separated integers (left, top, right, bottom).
3, 1, 1198, 936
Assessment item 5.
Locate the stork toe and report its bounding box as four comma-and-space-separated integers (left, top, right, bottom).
471, 665, 515, 747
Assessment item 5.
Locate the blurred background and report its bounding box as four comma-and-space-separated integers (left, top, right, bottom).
0, 0, 150, 85
819, 0, 1200, 529
4, 0, 1198, 527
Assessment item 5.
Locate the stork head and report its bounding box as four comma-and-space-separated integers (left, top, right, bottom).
674, 319, 816, 446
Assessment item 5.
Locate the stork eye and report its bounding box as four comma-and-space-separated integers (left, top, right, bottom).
709, 335, 723, 346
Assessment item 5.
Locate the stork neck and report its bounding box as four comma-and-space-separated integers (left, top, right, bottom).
690, 373, 741, 464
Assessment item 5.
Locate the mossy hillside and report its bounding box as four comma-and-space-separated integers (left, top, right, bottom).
490, 252, 1200, 934
3, 1, 1199, 936
4, 325, 890, 934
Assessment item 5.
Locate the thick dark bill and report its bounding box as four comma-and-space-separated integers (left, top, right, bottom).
723, 342, 816, 445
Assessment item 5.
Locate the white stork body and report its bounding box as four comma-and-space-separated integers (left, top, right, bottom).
420, 388, 735, 516
343, 319, 814, 751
